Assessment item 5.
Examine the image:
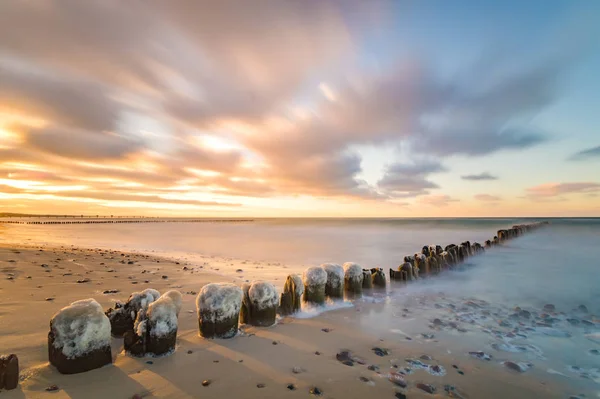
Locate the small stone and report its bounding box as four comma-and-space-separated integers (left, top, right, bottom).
388, 372, 407, 388
457, 370, 464, 375
46, 385, 60, 392
309, 387, 323, 396
257, 383, 266, 388
419, 354, 432, 360
452, 364, 458, 369
395, 393, 407, 399
359, 376, 370, 382
589, 349, 599, 355
128, 261, 134, 264
286, 383, 296, 391
292, 367, 303, 374
314, 351, 321, 355
321, 328, 331, 333
45, 297, 55, 301
272, 341, 278, 345
146, 361, 153, 365
372, 347, 389, 357
236, 269, 243, 273
187, 350, 193, 354
76, 278, 90, 283
416, 383, 436, 394
202, 380, 211, 387
578, 304, 589, 313
161, 275, 168, 279
432, 318, 444, 326
367, 364, 380, 371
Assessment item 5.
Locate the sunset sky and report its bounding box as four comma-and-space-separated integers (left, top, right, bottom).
1, 1, 599, 217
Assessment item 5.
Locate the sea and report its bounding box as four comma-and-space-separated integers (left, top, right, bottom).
1, 217, 599, 396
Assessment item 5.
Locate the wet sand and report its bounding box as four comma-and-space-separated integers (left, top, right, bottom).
0, 244, 588, 398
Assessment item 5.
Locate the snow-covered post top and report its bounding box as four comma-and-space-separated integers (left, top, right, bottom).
321, 263, 344, 288
362, 269, 373, 289
163, 290, 183, 316
127, 288, 160, 314
50, 299, 111, 359
302, 267, 327, 305
343, 262, 364, 294
197, 283, 243, 322
147, 294, 180, 338
248, 281, 278, 310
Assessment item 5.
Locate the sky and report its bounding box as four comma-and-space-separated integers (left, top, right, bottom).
0, 0, 599, 217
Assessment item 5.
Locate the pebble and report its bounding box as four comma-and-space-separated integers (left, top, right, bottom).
419, 354, 432, 360
161, 275, 168, 279
292, 367, 303, 374
321, 328, 332, 333
202, 380, 211, 387
257, 383, 266, 388
146, 361, 153, 365
395, 393, 407, 399
578, 304, 589, 313
416, 383, 436, 394
589, 349, 599, 355
502, 361, 531, 373
469, 351, 492, 361
272, 341, 278, 345
359, 376, 370, 382
388, 372, 407, 388
76, 278, 91, 283
309, 387, 323, 396
187, 350, 193, 354
287, 383, 297, 391
367, 364, 380, 371
372, 347, 390, 357
45, 297, 55, 301
46, 385, 60, 392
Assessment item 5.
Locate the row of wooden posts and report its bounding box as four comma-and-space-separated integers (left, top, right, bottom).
0, 219, 254, 225
0, 221, 547, 384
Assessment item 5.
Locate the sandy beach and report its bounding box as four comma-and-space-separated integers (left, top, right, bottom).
0, 241, 584, 399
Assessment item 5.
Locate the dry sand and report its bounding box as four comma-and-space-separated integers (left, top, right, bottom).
0, 244, 575, 398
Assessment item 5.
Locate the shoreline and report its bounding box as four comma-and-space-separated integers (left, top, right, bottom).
0, 223, 595, 398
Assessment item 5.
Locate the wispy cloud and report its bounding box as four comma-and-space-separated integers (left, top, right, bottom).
474, 194, 502, 202
568, 145, 600, 161
526, 182, 600, 198
418, 194, 459, 207
461, 172, 498, 181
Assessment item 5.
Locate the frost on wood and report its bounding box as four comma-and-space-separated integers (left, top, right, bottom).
197, 283, 243, 322
163, 290, 183, 316
50, 299, 111, 359
321, 263, 344, 288
49, 299, 112, 374
343, 262, 363, 279
322, 263, 344, 298
248, 281, 278, 310
343, 262, 364, 295
303, 266, 327, 287
148, 295, 179, 337
302, 267, 327, 304
128, 288, 160, 315
242, 281, 277, 327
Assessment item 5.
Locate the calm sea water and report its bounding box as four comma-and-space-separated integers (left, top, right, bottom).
2, 217, 599, 304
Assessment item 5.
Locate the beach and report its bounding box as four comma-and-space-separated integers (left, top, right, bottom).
1, 219, 599, 398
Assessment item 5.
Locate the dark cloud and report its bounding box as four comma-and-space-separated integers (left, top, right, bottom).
461, 172, 499, 181
377, 160, 446, 198
568, 145, 600, 161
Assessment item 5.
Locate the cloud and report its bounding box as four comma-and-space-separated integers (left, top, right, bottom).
377, 160, 446, 198
474, 194, 502, 202
418, 194, 459, 207
526, 182, 600, 197
0, 1, 591, 214
568, 145, 600, 161
461, 172, 499, 181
